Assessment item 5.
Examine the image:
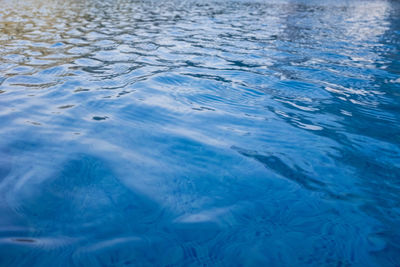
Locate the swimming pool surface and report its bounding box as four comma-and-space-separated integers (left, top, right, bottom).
0, 0, 399, 266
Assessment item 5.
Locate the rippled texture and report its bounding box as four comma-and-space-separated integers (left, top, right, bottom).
0, 0, 400, 265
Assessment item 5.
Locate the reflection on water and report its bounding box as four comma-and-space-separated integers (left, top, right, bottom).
0, 0, 400, 265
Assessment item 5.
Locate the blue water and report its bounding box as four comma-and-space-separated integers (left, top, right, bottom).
0, 0, 400, 265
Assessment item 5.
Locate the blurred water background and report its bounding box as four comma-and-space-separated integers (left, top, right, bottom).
0, 0, 400, 266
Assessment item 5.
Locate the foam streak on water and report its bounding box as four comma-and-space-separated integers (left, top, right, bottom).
0, 0, 400, 266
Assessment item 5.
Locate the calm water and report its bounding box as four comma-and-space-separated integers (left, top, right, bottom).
0, 0, 400, 265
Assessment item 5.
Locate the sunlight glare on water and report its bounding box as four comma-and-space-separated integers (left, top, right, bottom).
0, 0, 400, 266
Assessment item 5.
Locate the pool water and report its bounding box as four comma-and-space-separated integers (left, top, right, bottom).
0, 0, 399, 266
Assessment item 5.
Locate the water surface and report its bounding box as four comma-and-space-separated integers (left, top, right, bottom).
0, 0, 400, 266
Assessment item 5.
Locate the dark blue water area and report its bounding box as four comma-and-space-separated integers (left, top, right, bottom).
0, 0, 400, 266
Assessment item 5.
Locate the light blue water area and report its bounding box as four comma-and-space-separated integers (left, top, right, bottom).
0, 0, 400, 266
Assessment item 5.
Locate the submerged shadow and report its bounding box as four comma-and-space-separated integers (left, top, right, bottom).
3, 153, 223, 266
231, 145, 357, 202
